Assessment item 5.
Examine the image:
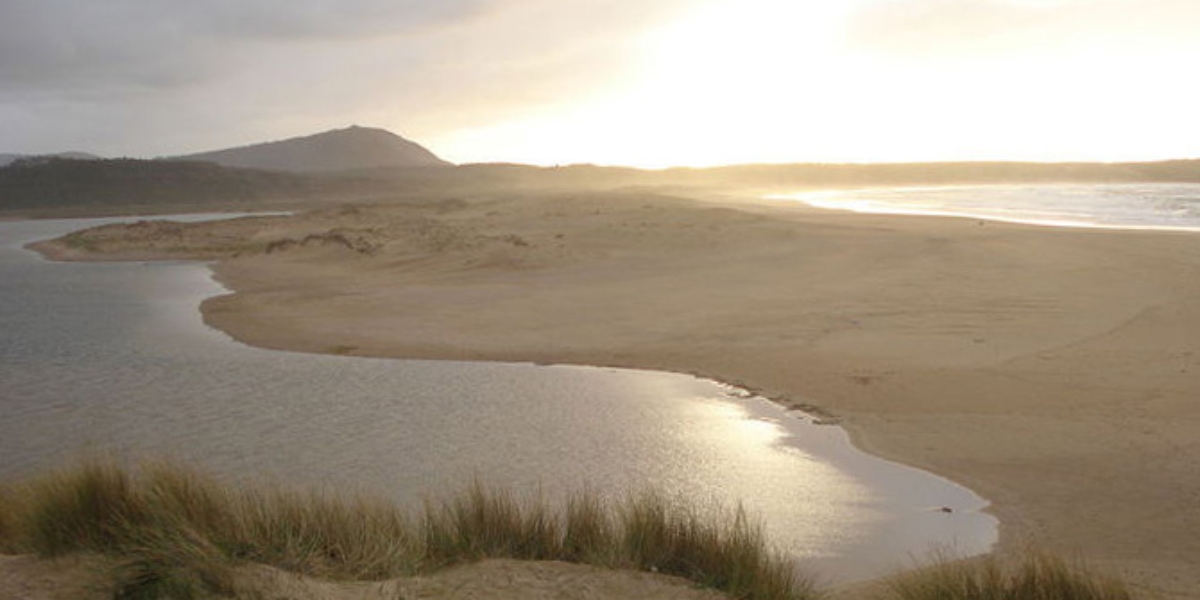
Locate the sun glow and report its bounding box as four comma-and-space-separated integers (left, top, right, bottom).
432, 0, 1200, 168
435, 0, 864, 167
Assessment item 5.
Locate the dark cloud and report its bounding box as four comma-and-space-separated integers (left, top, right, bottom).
0, 0, 697, 156
0, 0, 505, 154
165, 0, 495, 39
0, 0, 491, 94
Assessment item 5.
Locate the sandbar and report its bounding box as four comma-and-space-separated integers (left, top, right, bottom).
30, 190, 1200, 599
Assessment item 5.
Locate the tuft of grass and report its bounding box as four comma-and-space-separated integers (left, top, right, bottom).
233, 485, 420, 580
423, 481, 563, 566
562, 490, 614, 564
0, 483, 17, 553
618, 491, 808, 600
18, 461, 147, 556
888, 551, 1133, 600
114, 522, 235, 600
0, 460, 814, 600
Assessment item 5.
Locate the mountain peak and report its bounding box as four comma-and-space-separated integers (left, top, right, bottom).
175, 126, 451, 173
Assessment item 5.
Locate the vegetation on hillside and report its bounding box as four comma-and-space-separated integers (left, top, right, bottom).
0, 158, 325, 213
887, 551, 1132, 600
0, 460, 1138, 600
4, 155, 1200, 216
0, 461, 812, 599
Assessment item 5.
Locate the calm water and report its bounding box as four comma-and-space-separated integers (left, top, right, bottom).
0, 217, 995, 583
775, 182, 1200, 231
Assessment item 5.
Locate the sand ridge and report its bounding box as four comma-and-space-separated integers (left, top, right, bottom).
31, 190, 1200, 599
0, 556, 729, 600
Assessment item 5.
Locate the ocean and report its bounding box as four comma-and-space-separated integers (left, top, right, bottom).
773, 182, 1200, 231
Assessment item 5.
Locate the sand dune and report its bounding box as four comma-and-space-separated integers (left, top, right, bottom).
0, 556, 728, 600
31, 190, 1200, 599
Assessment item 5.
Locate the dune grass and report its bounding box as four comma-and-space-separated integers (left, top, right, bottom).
0, 483, 15, 553
887, 551, 1133, 600
0, 460, 813, 600
0, 460, 1140, 600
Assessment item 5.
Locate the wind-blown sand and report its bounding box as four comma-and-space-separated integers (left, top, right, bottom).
25, 190, 1200, 599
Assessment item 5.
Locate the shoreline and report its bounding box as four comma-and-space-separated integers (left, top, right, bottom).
771, 181, 1200, 233
26, 191, 1200, 598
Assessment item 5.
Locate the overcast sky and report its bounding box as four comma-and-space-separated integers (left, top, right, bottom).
3, 0, 1199, 166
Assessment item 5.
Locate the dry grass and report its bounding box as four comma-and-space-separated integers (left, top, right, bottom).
0, 483, 16, 553
618, 490, 802, 600
0, 460, 812, 600
0, 460, 1138, 600
888, 552, 1133, 600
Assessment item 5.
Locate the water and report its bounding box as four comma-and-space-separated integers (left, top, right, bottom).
774, 182, 1200, 231
0, 217, 996, 583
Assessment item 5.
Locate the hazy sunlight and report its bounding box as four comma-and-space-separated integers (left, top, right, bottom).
433, 0, 1200, 167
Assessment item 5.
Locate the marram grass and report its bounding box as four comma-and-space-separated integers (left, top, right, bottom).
0, 460, 1139, 600
0, 460, 814, 600
887, 551, 1133, 600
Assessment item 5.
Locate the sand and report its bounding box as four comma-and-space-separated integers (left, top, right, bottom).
26, 190, 1200, 599
0, 556, 728, 600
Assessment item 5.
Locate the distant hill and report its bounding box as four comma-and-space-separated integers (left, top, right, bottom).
5, 153, 1200, 217
0, 152, 100, 167
0, 158, 330, 215
174, 126, 451, 173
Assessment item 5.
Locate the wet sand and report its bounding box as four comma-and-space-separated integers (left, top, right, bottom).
28, 190, 1200, 598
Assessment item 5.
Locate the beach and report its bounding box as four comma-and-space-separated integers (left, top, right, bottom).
28, 189, 1200, 599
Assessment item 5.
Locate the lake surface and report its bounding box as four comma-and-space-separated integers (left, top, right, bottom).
775, 182, 1200, 231
0, 217, 996, 584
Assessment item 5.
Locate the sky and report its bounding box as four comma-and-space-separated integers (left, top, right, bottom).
2, 0, 1199, 167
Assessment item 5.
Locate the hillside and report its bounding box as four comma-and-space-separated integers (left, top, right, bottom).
0, 151, 100, 167
5, 151, 1200, 217
0, 158, 328, 215
175, 125, 451, 172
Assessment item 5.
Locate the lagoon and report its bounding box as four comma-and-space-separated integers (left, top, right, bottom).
0, 217, 995, 583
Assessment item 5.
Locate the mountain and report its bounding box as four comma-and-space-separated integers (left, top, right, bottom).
0, 151, 100, 167
174, 126, 451, 173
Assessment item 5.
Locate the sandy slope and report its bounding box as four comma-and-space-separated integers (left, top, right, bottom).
0, 556, 728, 600
30, 190, 1200, 598
0, 555, 115, 600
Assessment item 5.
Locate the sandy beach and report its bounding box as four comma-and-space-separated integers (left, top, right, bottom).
27, 190, 1200, 598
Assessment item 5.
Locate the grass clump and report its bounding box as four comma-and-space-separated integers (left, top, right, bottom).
562, 490, 614, 563
423, 481, 561, 565
888, 552, 1133, 600
232, 485, 418, 580
0, 483, 17, 553
0, 460, 812, 600
19, 461, 145, 555
620, 491, 804, 600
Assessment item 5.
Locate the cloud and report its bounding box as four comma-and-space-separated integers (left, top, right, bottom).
0, 0, 700, 156
845, 0, 1200, 60
0, 0, 516, 154
0, 0, 492, 95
